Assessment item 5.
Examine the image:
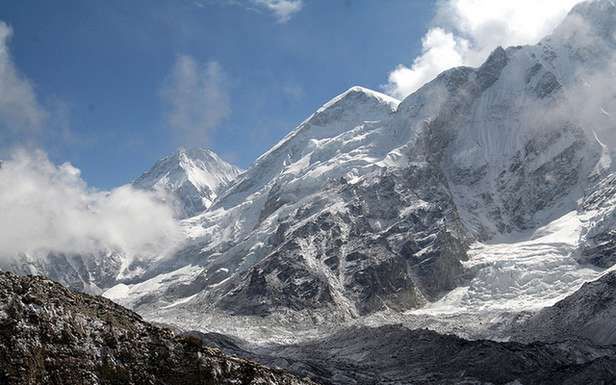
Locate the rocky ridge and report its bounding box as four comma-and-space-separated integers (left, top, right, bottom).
0, 272, 314, 385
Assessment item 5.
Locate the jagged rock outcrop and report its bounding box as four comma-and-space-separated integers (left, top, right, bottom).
576, 173, 616, 268
0, 272, 314, 385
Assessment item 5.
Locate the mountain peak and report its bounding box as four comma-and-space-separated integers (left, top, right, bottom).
317, 85, 400, 114
177, 146, 217, 160
299, 85, 398, 130
133, 147, 242, 218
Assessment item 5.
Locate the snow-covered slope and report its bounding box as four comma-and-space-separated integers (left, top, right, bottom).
133, 148, 242, 218
101, 0, 616, 342
108, 87, 473, 324
415, 211, 601, 316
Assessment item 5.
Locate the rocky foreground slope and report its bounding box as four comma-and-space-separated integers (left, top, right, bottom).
0, 272, 314, 385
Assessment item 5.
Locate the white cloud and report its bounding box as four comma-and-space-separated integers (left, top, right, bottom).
0, 21, 46, 148
0, 149, 181, 260
385, 0, 585, 99
0, 21, 180, 265
253, 0, 303, 22
161, 55, 230, 146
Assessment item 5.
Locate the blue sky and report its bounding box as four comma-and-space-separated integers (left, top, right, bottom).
0, 0, 435, 188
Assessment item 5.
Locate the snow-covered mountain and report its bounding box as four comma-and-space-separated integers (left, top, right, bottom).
133, 148, 242, 218
0, 0, 609, 347
5, 1, 616, 382
101, 1, 616, 341
105, 86, 472, 334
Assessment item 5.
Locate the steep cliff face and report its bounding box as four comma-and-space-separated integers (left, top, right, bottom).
0, 272, 314, 385
576, 173, 616, 268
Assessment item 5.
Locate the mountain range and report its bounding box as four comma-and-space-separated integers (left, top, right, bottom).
99, 0, 616, 342
4, 0, 616, 383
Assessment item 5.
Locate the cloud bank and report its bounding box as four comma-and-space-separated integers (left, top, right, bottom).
161, 55, 231, 146
0, 150, 181, 261
385, 0, 585, 99
0, 22, 46, 149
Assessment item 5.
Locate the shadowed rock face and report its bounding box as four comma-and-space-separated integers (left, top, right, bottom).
512, 271, 616, 346
576, 174, 616, 268
211, 164, 470, 319
191, 325, 616, 385
0, 272, 314, 385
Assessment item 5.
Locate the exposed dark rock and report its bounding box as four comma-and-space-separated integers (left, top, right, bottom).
0, 272, 315, 385
577, 173, 616, 268
512, 271, 616, 346
209, 163, 470, 319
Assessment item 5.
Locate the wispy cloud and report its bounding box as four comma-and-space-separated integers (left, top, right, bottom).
281, 82, 304, 100
253, 0, 303, 23
385, 0, 585, 99
0, 149, 181, 261
161, 55, 231, 146
197, 0, 303, 23
0, 21, 47, 149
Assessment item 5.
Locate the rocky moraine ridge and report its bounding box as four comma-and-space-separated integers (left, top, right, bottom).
2, 270, 616, 384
